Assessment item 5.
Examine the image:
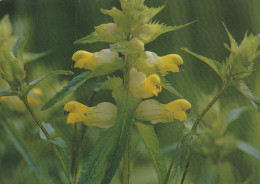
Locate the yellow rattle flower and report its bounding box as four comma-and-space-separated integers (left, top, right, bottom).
159, 54, 184, 75
64, 101, 117, 128
129, 68, 162, 99
135, 99, 191, 124
72, 49, 118, 71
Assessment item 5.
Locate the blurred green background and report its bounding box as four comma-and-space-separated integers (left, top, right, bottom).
0, 0, 259, 183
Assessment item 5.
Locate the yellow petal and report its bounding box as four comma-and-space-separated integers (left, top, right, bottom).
159, 54, 184, 75
67, 113, 86, 124
72, 51, 97, 70
64, 101, 90, 115
142, 74, 162, 97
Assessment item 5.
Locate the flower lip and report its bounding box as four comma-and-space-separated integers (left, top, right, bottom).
178, 64, 183, 70
156, 84, 161, 89
64, 110, 69, 116
72, 60, 76, 67
186, 109, 191, 114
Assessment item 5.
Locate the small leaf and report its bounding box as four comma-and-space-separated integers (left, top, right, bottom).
78, 128, 114, 184
28, 70, 74, 92
39, 122, 55, 140
161, 78, 184, 99
237, 140, 260, 160
11, 36, 27, 58
233, 80, 260, 112
41, 72, 89, 110
182, 47, 223, 80
2, 121, 40, 178
135, 122, 167, 183
0, 88, 16, 97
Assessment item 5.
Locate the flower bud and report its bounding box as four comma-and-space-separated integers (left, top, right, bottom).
135, 99, 191, 123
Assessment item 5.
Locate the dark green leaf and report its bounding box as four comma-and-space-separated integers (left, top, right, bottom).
78, 128, 114, 184
101, 79, 140, 184
2, 122, 40, 178
41, 72, 89, 110
135, 122, 167, 184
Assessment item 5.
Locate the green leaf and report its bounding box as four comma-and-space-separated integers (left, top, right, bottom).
233, 80, 260, 112
182, 47, 223, 80
135, 122, 167, 184
2, 121, 40, 178
78, 128, 114, 184
101, 79, 141, 184
23, 50, 52, 64
237, 140, 260, 160
0, 88, 16, 97
222, 22, 238, 52
12, 36, 27, 58
28, 70, 74, 92
161, 78, 184, 99
39, 122, 55, 140
41, 72, 89, 110
225, 107, 246, 125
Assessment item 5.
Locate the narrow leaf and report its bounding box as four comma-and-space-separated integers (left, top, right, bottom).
12, 36, 27, 58
23, 50, 52, 64
182, 47, 223, 80
237, 140, 260, 160
135, 122, 167, 183
78, 128, 114, 184
28, 70, 74, 91
41, 72, 89, 110
161, 78, 184, 99
0, 88, 15, 97
2, 122, 40, 178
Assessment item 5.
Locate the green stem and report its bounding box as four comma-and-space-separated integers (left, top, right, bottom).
180, 84, 226, 184
71, 124, 78, 183
123, 135, 131, 184
22, 98, 72, 184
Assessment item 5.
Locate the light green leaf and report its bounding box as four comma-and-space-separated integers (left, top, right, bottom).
222, 23, 238, 52
12, 36, 27, 59
101, 79, 141, 184
78, 128, 114, 184
225, 107, 246, 125
0, 88, 15, 97
41, 72, 89, 110
135, 122, 167, 184
233, 80, 260, 112
39, 122, 55, 140
182, 47, 224, 80
2, 122, 40, 178
237, 140, 260, 160
28, 70, 74, 92
23, 50, 52, 64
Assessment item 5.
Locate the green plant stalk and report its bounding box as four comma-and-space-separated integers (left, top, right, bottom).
180, 84, 227, 184
123, 134, 131, 184
22, 97, 72, 184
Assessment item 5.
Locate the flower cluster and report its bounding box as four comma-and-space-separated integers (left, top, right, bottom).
64, 0, 192, 128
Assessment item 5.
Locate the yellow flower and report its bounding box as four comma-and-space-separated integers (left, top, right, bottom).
135, 99, 191, 124
72, 49, 118, 71
159, 54, 184, 75
129, 68, 162, 98
133, 52, 184, 76
64, 101, 117, 128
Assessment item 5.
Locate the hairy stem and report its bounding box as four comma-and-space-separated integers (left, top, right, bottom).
180, 84, 226, 184
22, 98, 72, 184
123, 135, 131, 184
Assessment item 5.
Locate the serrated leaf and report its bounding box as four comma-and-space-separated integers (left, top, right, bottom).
135, 122, 167, 184
78, 128, 114, 184
222, 23, 238, 52
2, 121, 40, 178
0, 88, 15, 97
237, 140, 260, 160
41, 72, 89, 110
28, 70, 74, 92
182, 47, 224, 80
233, 80, 260, 112
161, 78, 184, 98
101, 80, 141, 184
74, 23, 126, 44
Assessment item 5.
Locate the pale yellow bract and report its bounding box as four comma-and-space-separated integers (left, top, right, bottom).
135, 99, 191, 124
64, 101, 117, 128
